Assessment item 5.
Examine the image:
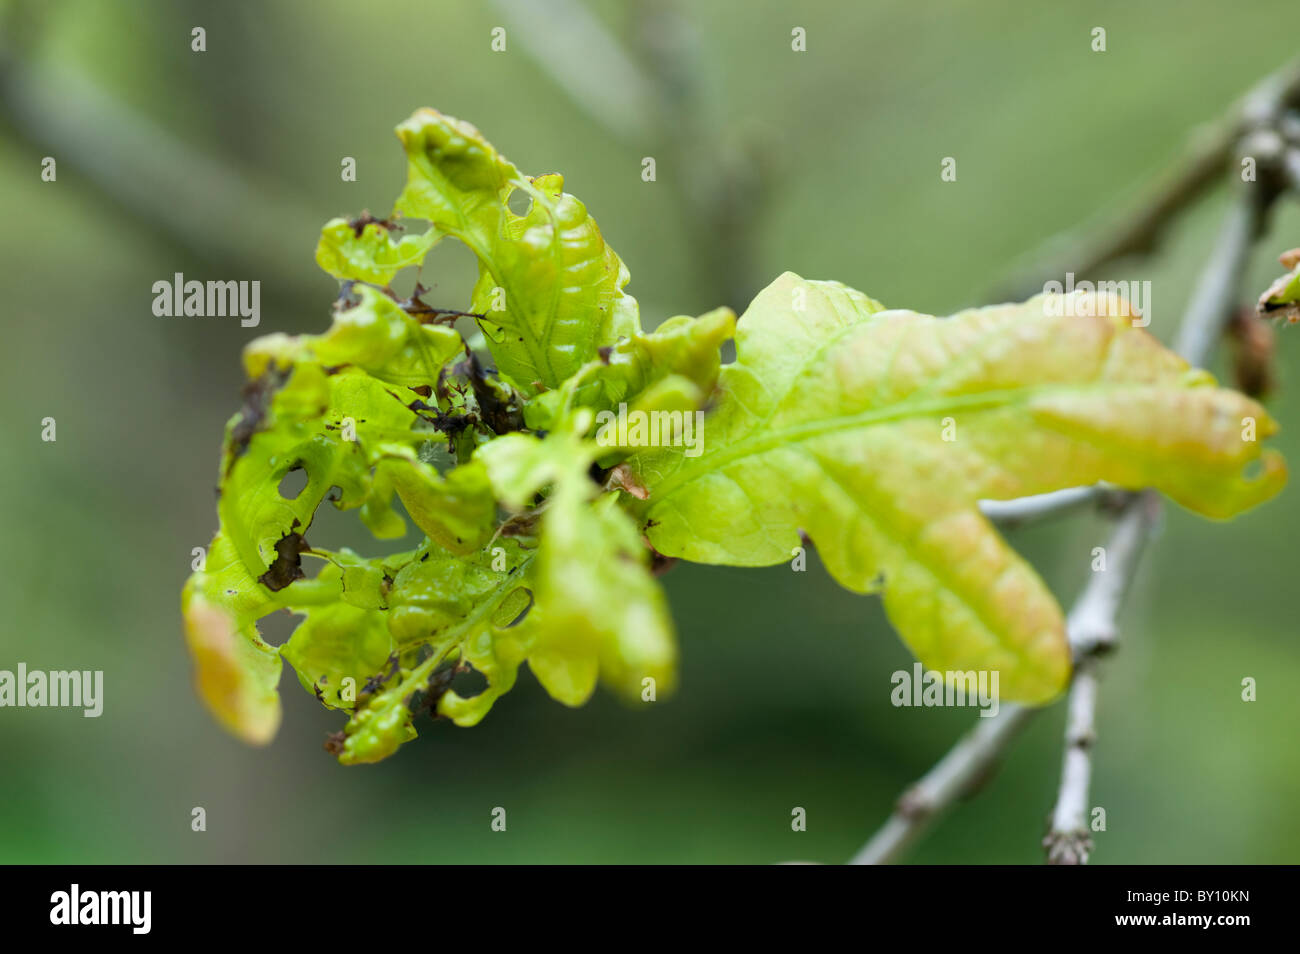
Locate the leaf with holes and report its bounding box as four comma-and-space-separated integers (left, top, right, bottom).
181, 110, 1287, 765
394, 108, 640, 392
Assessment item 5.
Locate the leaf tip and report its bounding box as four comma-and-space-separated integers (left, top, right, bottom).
182, 591, 282, 746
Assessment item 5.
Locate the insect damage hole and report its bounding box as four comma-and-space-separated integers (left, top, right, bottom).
507, 188, 533, 217
278, 464, 309, 500
451, 664, 489, 699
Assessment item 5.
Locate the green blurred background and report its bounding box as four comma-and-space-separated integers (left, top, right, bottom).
1, 0, 1297, 864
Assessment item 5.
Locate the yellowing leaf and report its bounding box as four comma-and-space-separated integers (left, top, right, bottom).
182, 587, 281, 745
633, 273, 1286, 704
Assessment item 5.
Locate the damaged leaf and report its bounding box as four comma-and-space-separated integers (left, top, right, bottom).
183, 111, 1287, 766
394, 109, 640, 392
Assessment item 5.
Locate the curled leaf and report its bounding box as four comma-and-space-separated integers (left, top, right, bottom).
1257, 247, 1300, 324
315, 216, 439, 285
394, 109, 640, 391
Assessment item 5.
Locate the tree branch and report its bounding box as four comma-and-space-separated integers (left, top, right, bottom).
1285, 147, 1300, 194
979, 486, 1099, 526
849, 704, 1035, 865
1173, 188, 1272, 366
487, 0, 663, 147
1061, 491, 1161, 656
992, 56, 1300, 303
979, 485, 1115, 528
992, 130, 1232, 302
1042, 489, 1159, 864
1042, 663, 1098, 864
0, 44, 321, 294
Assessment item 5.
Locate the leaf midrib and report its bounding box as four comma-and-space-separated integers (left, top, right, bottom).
645, 385, 1049, 504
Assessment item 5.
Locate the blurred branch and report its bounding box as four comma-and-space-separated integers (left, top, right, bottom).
1286, 147, 1300, 194
1173, 186, 1272, 365
993, 129, 1231, 301
992, 56, 1300, 302
0, 27, 321, 296
488, 0, 663, 146
853, 56, 1297, 865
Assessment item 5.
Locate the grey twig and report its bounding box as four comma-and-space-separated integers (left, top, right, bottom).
1042, 490, 1159, 864
1174, 187, 1272, 366
980, 485, 1108, 528
1042, 664, 1099, 865
850, 704, 1035, 865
